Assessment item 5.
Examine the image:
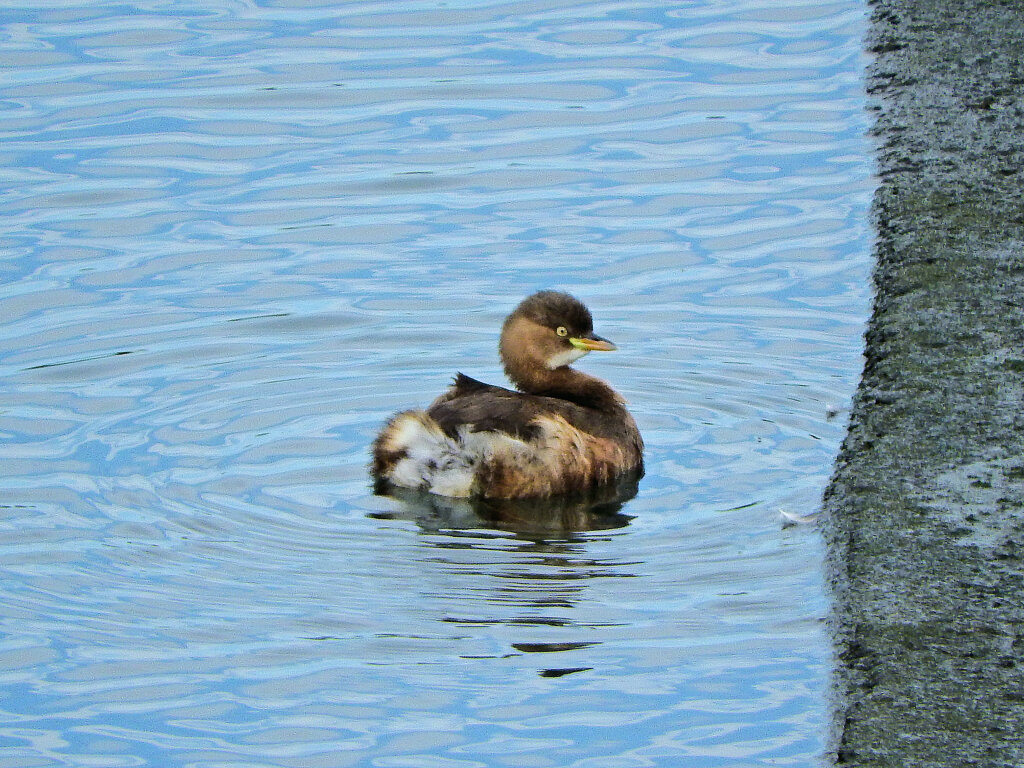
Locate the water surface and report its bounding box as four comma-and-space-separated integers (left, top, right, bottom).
0, 1, 871, 765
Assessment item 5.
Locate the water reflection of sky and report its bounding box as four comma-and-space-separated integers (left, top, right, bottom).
1, 0, 870, 765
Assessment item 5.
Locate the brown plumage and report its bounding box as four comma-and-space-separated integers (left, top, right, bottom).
371, 291, 644, 498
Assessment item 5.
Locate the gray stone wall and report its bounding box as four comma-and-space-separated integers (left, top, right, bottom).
822, 0, 1024, 764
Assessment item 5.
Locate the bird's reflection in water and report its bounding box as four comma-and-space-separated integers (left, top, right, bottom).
369, 471, 640, 538
368, 473, 641, 678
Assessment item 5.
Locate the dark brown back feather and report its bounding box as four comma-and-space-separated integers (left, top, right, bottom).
428, 372, 640, 457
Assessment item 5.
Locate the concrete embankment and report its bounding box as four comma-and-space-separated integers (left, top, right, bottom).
822, 0, 1024, 764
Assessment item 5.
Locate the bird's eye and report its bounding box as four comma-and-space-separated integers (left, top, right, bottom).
556, 326, 569, 337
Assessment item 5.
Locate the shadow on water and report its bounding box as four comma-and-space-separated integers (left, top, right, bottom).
368, 471, 641, 539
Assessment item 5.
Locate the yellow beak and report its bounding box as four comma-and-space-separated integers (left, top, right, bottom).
570, 334, 617, 352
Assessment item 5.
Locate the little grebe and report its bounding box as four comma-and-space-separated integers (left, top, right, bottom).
371, 291, 643, 498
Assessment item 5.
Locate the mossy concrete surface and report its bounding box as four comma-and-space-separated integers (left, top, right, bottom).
822, 0, 1024, 764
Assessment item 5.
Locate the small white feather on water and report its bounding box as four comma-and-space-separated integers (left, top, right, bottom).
779, 508, 819, 527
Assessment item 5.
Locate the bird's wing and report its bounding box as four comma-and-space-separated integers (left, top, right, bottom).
427, 374, 547, 441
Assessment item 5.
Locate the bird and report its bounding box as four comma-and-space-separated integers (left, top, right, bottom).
371, 290, 643, 498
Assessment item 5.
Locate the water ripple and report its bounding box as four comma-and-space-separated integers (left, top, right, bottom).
1, 0, 869, 765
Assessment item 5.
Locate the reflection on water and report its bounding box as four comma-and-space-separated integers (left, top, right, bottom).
0, 0, 870, 765
373, 472, 640, 536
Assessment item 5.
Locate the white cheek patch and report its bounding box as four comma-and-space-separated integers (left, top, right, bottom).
546, 346, 589, 369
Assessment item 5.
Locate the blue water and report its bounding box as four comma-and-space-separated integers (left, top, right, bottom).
0, 1, 871, 765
